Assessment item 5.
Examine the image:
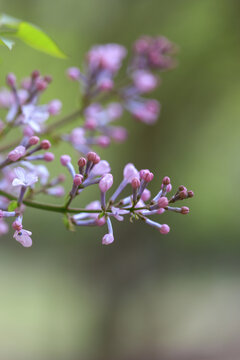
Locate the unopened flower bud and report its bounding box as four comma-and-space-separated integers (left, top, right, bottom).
188, 190, 194, 198
87, 151, 100, 164
73, 174, 83, 186
162, 176, 170, 185
31, 70, 40, 79
8, 146, 26, 161
78, 157, 86, 167
28, 136, 40, 146
131, 177, 140, 189
159, 224, 170, 234
41, 140, 51, 150
140, 169, 154, 182
158, 197, 168, 208
67, 67, 81, 80
179, 190, 188, 199
181, 206, 189, 214
141, 189, 151, 201
60, 155, 71, 166
44, 152, 55, 162
48, 99, 62, 115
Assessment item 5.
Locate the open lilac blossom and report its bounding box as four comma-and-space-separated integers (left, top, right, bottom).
12, 167, 38, 187
21, 104, 49, 132
13, 229, 32, 247
0, 36, 194, 247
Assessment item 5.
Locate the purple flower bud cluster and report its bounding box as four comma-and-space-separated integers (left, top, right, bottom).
0, 36, 194, 248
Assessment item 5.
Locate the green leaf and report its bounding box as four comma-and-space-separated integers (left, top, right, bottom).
15, 22, 66, 58
0, 36, 14, 50
8, 200, 18, 212
62, 214, 75, 232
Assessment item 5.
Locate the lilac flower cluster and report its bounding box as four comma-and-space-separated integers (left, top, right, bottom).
0, 36, 193, 247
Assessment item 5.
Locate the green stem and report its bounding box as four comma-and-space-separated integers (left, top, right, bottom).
0, 189, 148, 215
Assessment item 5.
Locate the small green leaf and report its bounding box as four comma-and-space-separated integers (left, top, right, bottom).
8, 200, 18, 212
62, 214, 75, 232
0, 36, 14, 50
15, 22, 66, 58
98, 212, 105, 219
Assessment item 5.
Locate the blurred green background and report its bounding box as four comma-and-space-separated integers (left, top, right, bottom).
0, 0, 240, 359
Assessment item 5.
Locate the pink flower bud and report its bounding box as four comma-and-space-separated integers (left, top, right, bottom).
6, 73, 16, 87
48, 99, 62, 115
12, 220, 22, 231
96, 217, 106, 227
179, 190, 188, 199
78, 157, 86, 167
166, 184, 172, 193
44, 75, 52, 83
181, 206, 189, 214
44, 152, 55, 162
73, 174, 83, 186
102, 233, 114, 245
140, 169, 154, 182
97, 136, 110, 148
84, 117, 97, 130
23, 126, 34, 137
131, 177, 140, 189
28, 136, 40, 146
87, 152, 100, 164
31, 70, 40, 79
99, 174, 113, 192
188, 190, 194, 198
35, 78, 48, 91
160, 224, 170, 234
141, 189, 151, 202
158, 197, 168, 208
179, 185, 187, 192
60, 155, 71, 166
40, 140, 51, 150
67, 67, 81, 80
162, 176, 170, 185
157, 208, 165, 214
8, 146, 26, 161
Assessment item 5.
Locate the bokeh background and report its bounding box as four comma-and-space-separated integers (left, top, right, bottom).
0, 0, 240, 359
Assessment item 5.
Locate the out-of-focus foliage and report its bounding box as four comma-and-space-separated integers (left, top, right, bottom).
0, 13, 66, 58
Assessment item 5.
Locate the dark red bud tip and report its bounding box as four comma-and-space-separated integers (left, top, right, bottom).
78, 157, 86, 167
44, 75, 52, 83
181, 206, 189, 214
179, 185, 187, 192
188, 190, 194, 198
40, 140, 51, 150
131, 177, 140, 189
31, 70, 40, 79
162, 176, 170, 185
179, 190, 188, 199
87, 151, 100, 164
